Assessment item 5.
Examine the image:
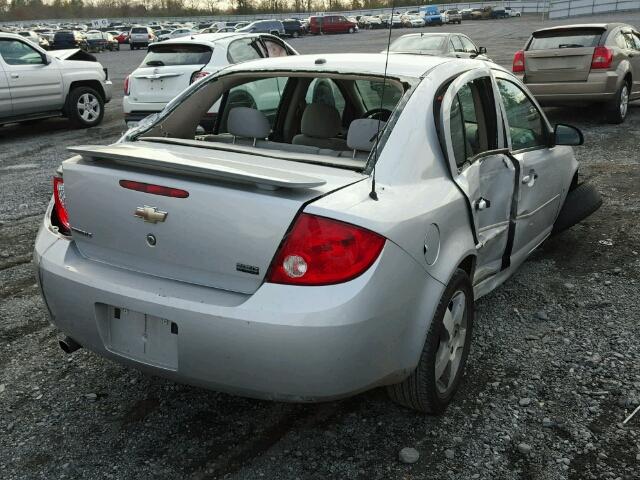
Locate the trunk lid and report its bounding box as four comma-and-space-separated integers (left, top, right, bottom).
62, 141, 364, 294
130, 43, 213, 103
525, 27, 604, 83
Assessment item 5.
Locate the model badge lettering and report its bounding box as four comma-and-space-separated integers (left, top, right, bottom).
134, 206, 167, 224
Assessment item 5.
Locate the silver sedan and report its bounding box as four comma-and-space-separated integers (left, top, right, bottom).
34, 54, 600, 413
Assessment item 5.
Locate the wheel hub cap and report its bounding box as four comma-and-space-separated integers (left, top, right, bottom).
620, 86, 629, 118
77, 93, 100, 122
435, 290, 467, 395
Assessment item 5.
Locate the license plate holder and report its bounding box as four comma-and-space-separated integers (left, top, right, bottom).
104, 306, 178, 370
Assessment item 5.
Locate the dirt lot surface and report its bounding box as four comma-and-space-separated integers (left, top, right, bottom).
1, 13, 639, 480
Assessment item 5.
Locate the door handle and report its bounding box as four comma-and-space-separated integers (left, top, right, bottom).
10, 73, 19, 79
522, 171, 538, 186
475, 198, 491, 211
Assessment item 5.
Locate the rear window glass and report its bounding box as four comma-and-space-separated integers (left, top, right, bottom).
131, 27, 148, 34
530, 30, 602, 50
389, 35, 445, 52
142, 44, 213, 67
354, 79, 404, 111
54, 32, 74, 38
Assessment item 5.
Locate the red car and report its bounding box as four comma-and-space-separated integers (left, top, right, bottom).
309, 15, 358, 34
114, 32, 129, 44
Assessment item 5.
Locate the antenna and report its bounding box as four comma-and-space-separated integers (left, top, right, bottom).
369, 0, 395, 201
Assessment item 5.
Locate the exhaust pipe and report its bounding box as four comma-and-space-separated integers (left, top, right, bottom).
59, 336, 82, 354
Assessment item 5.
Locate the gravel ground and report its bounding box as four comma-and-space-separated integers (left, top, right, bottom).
1, 14, 639, 480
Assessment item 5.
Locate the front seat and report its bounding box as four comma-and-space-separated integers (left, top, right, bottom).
292, 103, 348, 151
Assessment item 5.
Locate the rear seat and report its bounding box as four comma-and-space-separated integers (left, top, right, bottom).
201, 107, 385, 160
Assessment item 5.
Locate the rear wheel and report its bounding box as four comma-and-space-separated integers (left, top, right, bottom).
348, 27, 355, 33
387, 268, 474, 413
66, 86, 104, 128
606, 81, 630, 124
130, 43, 135, 50
292, 31, 299, 38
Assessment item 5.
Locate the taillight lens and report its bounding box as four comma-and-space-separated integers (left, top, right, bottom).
512, 50, 525, 73
190, 70, 210, 84
266, 213, 385, 286
124, 75, 130, 95
591, 46, 613, 69
52, 176, 71, 236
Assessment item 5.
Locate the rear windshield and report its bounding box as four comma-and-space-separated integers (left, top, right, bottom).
389, 35, 445, 52
131, 27, 148, 34
142, 44, 213, 67
54, 31, 74, 38
530, 29, 602, 50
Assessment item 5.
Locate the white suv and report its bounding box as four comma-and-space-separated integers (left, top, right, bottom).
0, 33, 112, 127
122, 32, 296, 130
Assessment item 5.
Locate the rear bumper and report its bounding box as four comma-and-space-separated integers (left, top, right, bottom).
519, 70, 620, 105
34, 209, 444, 402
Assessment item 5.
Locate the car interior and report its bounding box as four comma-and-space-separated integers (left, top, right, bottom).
137, 73, 407, 168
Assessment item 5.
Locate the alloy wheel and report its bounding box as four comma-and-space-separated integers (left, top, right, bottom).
435, 290, 468, 396
77, 93, 100, 123
620, 85, 629, 118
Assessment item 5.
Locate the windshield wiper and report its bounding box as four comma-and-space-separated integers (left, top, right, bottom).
145, 60, 165, 66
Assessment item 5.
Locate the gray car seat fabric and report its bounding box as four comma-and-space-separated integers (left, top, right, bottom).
292, 103, 348, 150
347, 119, 386, 155
227, 107, 270, 144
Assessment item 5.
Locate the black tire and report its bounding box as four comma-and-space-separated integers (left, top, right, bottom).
387, 268, 474, 413
292, 31, 299, 38
130, 43, 134, 50
605, 81, 630, 124
65, 86, 104, 128
552, 182, 602, 235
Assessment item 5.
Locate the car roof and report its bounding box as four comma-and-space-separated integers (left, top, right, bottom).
533, 23, 625, 34
223, 53, 467, 79
158, 32, 256, 45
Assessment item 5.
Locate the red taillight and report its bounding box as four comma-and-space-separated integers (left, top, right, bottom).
190, 70, 210, 84
52, 176, 71, 235
124, 75, 130, 95
591, 46, 613, 69
512, 50, 525, 73
266, 213, 385, 286
119, 180, 189, 198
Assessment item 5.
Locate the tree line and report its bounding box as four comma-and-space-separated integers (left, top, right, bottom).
2, 0, 471, 22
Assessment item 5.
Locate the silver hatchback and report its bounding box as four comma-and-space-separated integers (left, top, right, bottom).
35, 54, 600, 413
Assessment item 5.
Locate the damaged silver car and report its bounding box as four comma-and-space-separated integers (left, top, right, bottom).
34, 54, 600, 412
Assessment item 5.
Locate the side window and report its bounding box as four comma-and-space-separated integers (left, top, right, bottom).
305, 78, 346, 117
496, 79, 547, 151
633, 33, 640, 50
460, 36, 477, 53
262, 39, 288, 58
623, 33, 637, 50
227, 39, 263, 63
614, 33, 628, 49
0, 39, 44, 65
448, 80, 496, 169
450, 35, 464, 52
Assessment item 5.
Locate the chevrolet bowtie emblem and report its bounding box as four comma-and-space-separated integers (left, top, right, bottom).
134, 206, 167, 224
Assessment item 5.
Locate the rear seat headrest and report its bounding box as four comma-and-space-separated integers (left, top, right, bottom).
301, 103, 342, 139
228, 107, 270, 140
347, 119, 386, 152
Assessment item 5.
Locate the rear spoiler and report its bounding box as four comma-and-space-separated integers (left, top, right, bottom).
67, 144, 327, 190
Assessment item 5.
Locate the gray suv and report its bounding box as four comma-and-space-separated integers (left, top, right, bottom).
236, 20, 285, 37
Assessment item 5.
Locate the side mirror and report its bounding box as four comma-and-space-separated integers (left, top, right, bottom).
478, 46, 487, 54
42, 53, 52, 65
554, 124, 584, 146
